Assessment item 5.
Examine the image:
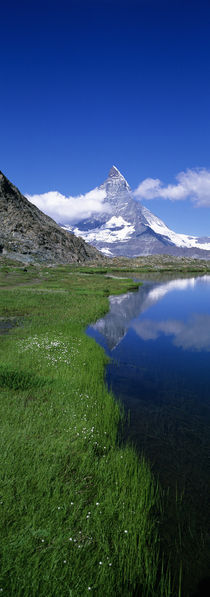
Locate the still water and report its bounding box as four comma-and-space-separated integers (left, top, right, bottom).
87, 275, 210, 594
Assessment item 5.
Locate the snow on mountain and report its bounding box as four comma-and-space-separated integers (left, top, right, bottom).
73, 216, 135, 246
62, 166, 210, 258
142, 206, 210, 251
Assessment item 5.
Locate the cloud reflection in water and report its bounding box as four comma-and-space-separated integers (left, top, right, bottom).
132, 314, 210, 351
89, 275, 210, 351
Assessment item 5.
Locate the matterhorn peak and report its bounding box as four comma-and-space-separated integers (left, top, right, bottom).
64, 166, 210, 260
106, 166, 130, 191
108, 165, 125, 179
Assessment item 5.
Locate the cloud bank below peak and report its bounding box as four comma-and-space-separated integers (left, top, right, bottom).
27, 188, 109, 225
133, 168, 210, 207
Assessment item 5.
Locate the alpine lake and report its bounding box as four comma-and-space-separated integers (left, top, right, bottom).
87, 273, 210, 596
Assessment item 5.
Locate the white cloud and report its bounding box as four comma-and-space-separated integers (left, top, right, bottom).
27, 188, 109, 225
133, 168, 210, 207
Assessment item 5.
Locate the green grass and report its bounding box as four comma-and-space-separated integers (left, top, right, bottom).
0, 265, 175, 596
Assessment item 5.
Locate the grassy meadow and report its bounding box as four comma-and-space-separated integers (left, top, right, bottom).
0, 262, 177, 596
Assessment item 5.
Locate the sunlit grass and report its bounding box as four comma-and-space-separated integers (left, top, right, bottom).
0, 265, 175, 596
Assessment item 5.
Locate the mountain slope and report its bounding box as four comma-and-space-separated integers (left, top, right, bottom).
0, 171, 102, 263
64, 166, 210, 258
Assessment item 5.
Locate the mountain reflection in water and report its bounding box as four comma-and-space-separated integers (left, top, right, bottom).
87, 274, 210, 594
88, 275, 210, 351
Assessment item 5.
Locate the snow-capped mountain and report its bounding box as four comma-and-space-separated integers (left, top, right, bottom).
62, 166, 210, 258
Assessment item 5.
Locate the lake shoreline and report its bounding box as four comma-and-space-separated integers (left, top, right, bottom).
88, 273, 210, 596
0, 265, 176, 596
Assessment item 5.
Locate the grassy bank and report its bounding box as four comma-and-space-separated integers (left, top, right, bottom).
71, 254, 210, 274
0, 264, 174, 596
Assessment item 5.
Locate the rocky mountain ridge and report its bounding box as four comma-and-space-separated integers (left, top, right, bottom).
0, 171, 102, 264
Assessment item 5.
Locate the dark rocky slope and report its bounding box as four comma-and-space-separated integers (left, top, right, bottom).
0, 171, 102, 263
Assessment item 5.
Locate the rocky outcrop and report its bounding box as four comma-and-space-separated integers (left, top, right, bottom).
0, 171, 102, 263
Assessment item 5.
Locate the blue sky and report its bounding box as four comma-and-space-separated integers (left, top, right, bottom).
1, 0, 210, 236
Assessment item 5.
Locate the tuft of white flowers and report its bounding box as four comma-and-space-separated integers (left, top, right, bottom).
18, 335, 77, 366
